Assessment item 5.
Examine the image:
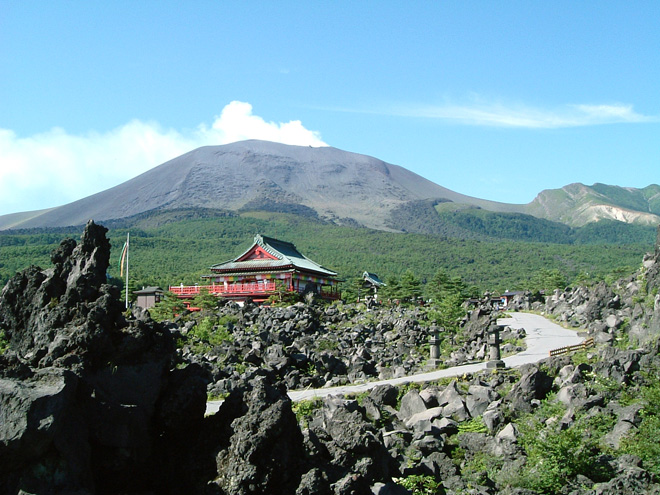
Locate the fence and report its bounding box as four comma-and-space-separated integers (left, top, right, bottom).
548, 337, 595, 357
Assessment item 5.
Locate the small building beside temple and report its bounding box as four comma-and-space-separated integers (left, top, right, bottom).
170, 234, 340, 304
499, 290, 526, 308
134, 286, 164, 309
362, 271, 386, 299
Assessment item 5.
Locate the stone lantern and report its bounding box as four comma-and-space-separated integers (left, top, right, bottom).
486, 323, 505, 369
428, 325, 443, 368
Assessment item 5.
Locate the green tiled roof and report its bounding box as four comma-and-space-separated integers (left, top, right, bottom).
210, 234, 338, 277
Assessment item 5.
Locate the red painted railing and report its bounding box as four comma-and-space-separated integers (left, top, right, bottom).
169, 283, 340, 300
320, 290, 341, 300
169, 282, 277, 297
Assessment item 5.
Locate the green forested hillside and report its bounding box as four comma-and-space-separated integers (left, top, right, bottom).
435, 206, 575, 242
0, 208, 653, 294
433, 205, 657, 245
590, 183, 660, 215
388, 201, 657, 245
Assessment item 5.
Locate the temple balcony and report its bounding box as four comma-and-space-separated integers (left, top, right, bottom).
169, 283, 340, 301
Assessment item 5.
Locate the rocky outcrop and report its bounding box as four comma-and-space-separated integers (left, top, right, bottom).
541, 225, 660, 343
0, 221, 208, 494
188, 296, 506, 401
213, 371, 305, 494
0, 222, 415, 494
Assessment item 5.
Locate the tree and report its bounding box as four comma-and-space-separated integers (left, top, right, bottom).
572, 270, 594, 287
531, 268, 566, 293
380, 275, 401, 302
267, 280, 301, 306
429, 291, 466, 334
398, 270, 422, 304
192, 288, 219, 312
341, 276, 364, 302
148, 291, 186, 322
427, 268, 471, 302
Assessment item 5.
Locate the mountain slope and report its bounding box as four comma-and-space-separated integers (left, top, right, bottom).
0, 140, 520, 231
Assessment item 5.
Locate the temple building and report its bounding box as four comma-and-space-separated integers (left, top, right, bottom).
362, 271, 386, 299
170, 234, 340, 304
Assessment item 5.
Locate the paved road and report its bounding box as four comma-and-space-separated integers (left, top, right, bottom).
206, 312, 584, 414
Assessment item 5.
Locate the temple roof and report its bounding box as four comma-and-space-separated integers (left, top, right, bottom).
133, 286, 164, 295
363, 271, 386, 287
209, 234, 338, 277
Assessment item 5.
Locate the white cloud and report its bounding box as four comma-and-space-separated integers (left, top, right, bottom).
200, 101, 327, 147
378, 100, 657, 128
0, 101, 327, 216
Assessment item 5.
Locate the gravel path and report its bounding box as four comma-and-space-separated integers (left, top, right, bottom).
206, 312, 584, 414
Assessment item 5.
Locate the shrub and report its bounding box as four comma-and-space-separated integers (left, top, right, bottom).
458, 416, 488, 434
396, 474, 444, 495
620, 371, 660, 476
512, 397, 613, 492
185, 316, 234, 354
291, 398, 322, 427
0, 329, 9, 355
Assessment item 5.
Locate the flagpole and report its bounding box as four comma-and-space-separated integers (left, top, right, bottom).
125, 232, 130, 309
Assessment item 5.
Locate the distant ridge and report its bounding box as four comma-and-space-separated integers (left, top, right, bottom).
526, 183, 660, 227
0, 140, 657, 232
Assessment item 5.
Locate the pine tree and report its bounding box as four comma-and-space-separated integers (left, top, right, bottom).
149, 291, 186, 321
390, 270, 422, 305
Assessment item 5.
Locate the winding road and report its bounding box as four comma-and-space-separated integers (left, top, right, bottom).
206, 312, 584, 414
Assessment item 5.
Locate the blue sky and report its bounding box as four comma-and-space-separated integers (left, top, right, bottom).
1, 1, 658, 216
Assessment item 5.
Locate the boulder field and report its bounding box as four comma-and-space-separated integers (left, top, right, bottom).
1, 221, 659, 494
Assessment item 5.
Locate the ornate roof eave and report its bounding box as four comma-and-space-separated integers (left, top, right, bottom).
209, 234, 282, 270
208, 234, 338, 278
202, 268, 296, 278
256, 234, 338, 276
204, 268, 343, 281
210, 263, 295, 272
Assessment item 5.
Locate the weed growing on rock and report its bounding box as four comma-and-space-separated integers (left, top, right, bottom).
206, 391, 229, 401
511, 395, 614, 492
316, 338, 338, 351
585, 371, 621, 400
292, 397, 322, 428
461, 450, 504, 489
457, 416, 488, 434
233, 362, 247, 375
395, 474, 443, 495
620, 370, 660, 476
570, 350, 598, 366
0, 328, 8, 355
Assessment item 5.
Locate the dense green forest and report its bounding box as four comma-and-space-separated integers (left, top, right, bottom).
0, 208, 654, 296
433, 205, 658, 245
386, 199, 658, 245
